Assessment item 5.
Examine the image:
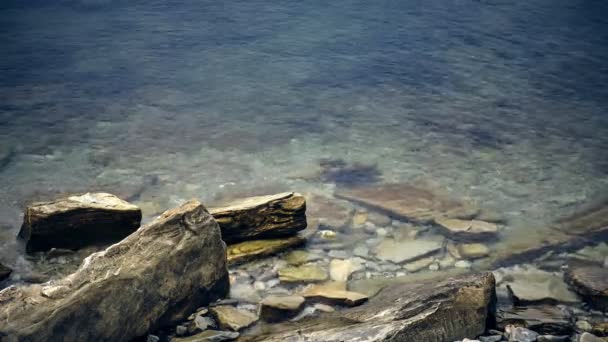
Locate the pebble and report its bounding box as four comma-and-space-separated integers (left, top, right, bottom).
576, 320, 593, 333
480, 336, 503, 342
195, 315, 215, 331
579, 332, 604, 342
429, 263, 440, 271
455, 260, 472, 269
266, 278, 280, 288
313, 303, 335, 312
253, 281, 266, 291
376, 228, 388, 237
509, 327, 539, 342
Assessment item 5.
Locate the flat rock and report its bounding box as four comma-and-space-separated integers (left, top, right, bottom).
209, 306, 258, 332
0, 200, 229, 342
403, 256, 435, 272
283, 250, 312, 265
435, 218, 498, 241
18, 192, 142, 253
335, 183, 478, 224
299, 284, 368, 307
306, 194, 354, 230
172, 330, 240, 341
373, 238, 444, 264
458, 243, 491, 259
210, 192, 306, 244
259, 295, 306, 322
501, 268, 580, 305
240, 273, 496, 342
0, 262, 12, 281
565, 265, 608, 311
508, 326, 539, 342
497, 305, 574, 336
226, 235, 305, 266
278, 264, 328, 283
329, 259, 354, 282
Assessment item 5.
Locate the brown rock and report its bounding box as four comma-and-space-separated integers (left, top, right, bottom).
18, 192, 142, 253
565, 265, 608, 311
335, 183, 478, 224
209, 305, 258, 332
226, 235, 305, 266
299, 283, 368, 307
210, 192, 306, 244
435, 218, 498, 241
240, 273, 496, 342
0, 200, 229, 342
259, 295, 306, 322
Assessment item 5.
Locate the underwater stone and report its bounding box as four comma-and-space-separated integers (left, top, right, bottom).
564, 264, 608, 311
306, 194, 354, 231
209, 305, 258, 332
0, 200, 229, 342
18, 192, 142, 253
497, 305, 574, 336
373, 238, 444, 264
210, 192, 307, 244
259, 295, 306, 322
458, 243, 491, 259
435, 218, 498, 241
278, 264, 328, 283
226, 235, 306, 266
501, 267, 580, 305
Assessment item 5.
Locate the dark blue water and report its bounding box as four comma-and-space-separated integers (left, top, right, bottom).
1, 0, 608, 264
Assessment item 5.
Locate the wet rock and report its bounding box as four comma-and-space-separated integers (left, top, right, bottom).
497, 305, 574, 336
501, 268, 580, 305
172, 330, 240, 341
313, 303, 335, 312
283, 250, 311, 265
579, 332, 604, 342
576, 321, 594, 333
18, 192, 142, 253
480, 335, 504, 342
336, 183, 478, 224
353, 244, 369, 257
0, 262, 12, 281
0, 200, 229, 341
278, 264, 328, 283
403, 256, 435, 273
458, 243, 491, 259
259, 295, 305, 322
565, 265, 608, 311
209, 306, 258, 332
210, 192, 306, 244
319, 159, 382, 186
229, 283, 261, 303
147, 335, 160, 342
299, 283, 368, 307
435, 218, 498, 241
367, 211, 391, 227
508, 326, 539, 342
373, 237, 444, 264
306, 194, 354, 231
241, 273, 496, 342
352, 211, 368, 226
226, 235, 305, 266
455, 260, 473, 268
537, 335, 569, 342
329, 259, 354, 282
194, 315, 216, 331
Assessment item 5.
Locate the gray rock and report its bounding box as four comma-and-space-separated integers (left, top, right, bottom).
502, 267, 580, 305
147, 335, 160, 342
579, 332, 604, 342
353, 245, 369, 258
537, 336, 569, 342
210, 192, 306, 243
0, 262, 12, 281
497, 305, 574, 336
195, 316, 216, 331
480, 335, 504, 342
373, 238, 444, 264
240, 273, 496, 342
508, 327, 539, 342
0, 200, 229, 342
18, 192, 142, 253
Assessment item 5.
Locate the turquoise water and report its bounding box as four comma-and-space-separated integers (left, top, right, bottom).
1, 0, 608, 268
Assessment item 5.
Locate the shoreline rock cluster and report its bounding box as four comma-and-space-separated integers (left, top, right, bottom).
0, 187, 606, 342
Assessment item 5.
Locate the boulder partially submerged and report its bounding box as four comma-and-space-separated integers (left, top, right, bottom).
0, 200, 229, 342
18, 192, 142, 253
240, 273, 496, 341
210, 192, 307, 244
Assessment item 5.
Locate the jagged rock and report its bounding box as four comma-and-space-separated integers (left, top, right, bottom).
0, 262, 12, 281
299, 284, 368, 307
0, 200, 229, 342
373, 237, 444, 264
18, 192, 142, 253
226, 235, 305, 265
497, 305, 574, 336
435, 219, 498, 241
240, 273, 496, 342
278, 264, 328, 283
172, 330, 240, 341
209, 192, 306, 244
209, 306, 258, 332
335, 183, 478, 224
259, 295, 306, 322
565, 265, 608, 311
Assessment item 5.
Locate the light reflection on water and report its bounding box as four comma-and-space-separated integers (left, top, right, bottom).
1, 0, 607, 273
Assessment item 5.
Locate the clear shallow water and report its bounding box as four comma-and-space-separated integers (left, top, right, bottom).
1, 0, 608, 268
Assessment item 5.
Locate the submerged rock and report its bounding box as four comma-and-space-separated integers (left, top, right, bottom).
240, 273, 496, 342
259, 295, 306, 322
299, 284, 368, 307
564, 264, 608, 311
0, 200, 229, 342
501, 268, 579, 305
209, 306, 258, 332
497, 305, 574, 336
336, 183, 478, 224
435, 218, 498, 241
18, 192, 142, 253
0, 262, 12, 281
373, 237, 444, 264
457, 243, 491, 259
278, 264, 328, 283
306, 194, 354, 230
226, 235, 305, 265
210, 192, 306, 244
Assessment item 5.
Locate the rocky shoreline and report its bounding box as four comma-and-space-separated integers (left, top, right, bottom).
0, 187, 607, 342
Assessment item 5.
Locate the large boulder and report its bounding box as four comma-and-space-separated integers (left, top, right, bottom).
0, 200, 229, 342
209, 192, 306, 244
239, 273, 496, 341
18, 192, 142, 253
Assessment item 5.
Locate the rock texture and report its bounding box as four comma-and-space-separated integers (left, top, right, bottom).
497, 305, 574, 336
373, 238, 444, 264
0, 200, 229, 342
227, 235, 305, 265
210, 192, 306, 244
435, 218, 498, 241
260, 295, 306, 322
210, 306, 258, 332
565, 265, 608, 311
336, 183, 478, 224
279, 264, 328, 283
300, 285, 368, 307
0, 262, 12, 281
240, 273, 496, 342
18, 192, 142, 253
